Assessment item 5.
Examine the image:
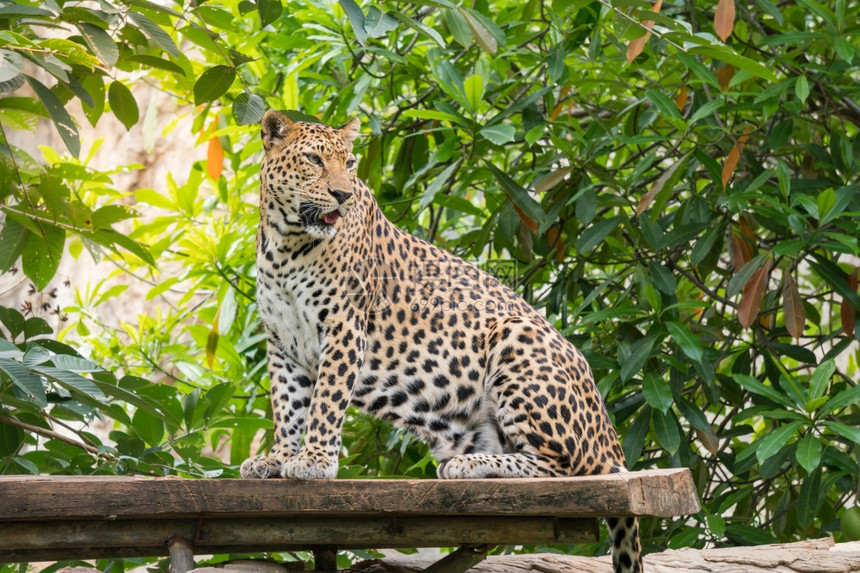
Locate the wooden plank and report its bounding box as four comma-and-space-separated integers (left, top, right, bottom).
369, 538, 860, 573
0, 468, 699, 520
0, 516, 598, 563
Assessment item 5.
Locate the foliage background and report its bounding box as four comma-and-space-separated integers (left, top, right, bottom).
1, 0, 859, 569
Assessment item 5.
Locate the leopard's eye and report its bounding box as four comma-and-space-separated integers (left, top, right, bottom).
305, 153, 323, 166
346, 158, 356, 169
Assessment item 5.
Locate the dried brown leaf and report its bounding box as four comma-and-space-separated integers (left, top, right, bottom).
696, 427, 719, 456
550, 86, 570, 121
739, 257, 772, 329
626, 0, 662, 63
721, 132, 750, 187
717, 64, 735, 90
731, 218, 755, 273
783, 272, 805, 340
675, 86, 688, 112
842, 268, 858, 336
637, 159, 682, 215
546, 226, 566, 261
510, 203, 538, 234
207, 135, 224, 180
535, 166, 572, 193
714, 0, 736, 42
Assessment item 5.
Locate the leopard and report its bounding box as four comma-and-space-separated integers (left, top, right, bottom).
240, 110, 642, 573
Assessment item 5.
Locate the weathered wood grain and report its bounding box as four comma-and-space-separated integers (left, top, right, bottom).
0, 468, 699, 521
364, 538, 860, 573
0, 516, 598, 562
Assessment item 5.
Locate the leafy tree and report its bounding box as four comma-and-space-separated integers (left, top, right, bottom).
1, 0, 859, 569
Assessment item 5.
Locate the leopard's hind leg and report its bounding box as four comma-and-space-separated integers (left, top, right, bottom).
437, 316, 642, 572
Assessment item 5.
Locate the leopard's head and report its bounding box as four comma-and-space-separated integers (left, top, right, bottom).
260, 110, 360, 238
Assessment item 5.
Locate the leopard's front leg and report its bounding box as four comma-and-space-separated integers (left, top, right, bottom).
240, 341, 313, 478
282, 320, 365, 480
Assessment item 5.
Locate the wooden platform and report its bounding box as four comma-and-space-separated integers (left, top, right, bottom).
0, 469, 699, 570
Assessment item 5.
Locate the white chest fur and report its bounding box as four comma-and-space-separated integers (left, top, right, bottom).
257, 273, 322, 375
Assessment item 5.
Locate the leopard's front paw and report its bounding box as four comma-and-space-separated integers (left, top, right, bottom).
437, 455, 502, 479
240, 454, 286, 479
281, 451, 338, 480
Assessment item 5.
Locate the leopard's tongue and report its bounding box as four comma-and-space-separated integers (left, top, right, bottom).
323, 211, 340, 225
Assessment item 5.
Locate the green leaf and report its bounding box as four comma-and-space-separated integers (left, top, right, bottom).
808, 359, 835, 401
689, 98, 725, 124
734, 373, 795, 408
727, 252, 771, 298
652, 408, 681, 453
193, 65, 236, 106
796, 466, 822, 529
464, 74, 483, 113
795, 434, 822, 474
665, 321, 704, 363
458, 8, 497, 54
480, 123, 515, 145
809, 254, 860, 311
233, 92, 265, 125
390, 12, 445, 47
0, 217, 30, 272
0, 421, 24, 457
795, 75, 809, 103
257, 0, 283, 28
690, 223, 724, 267
133, 407, 165, 446
419, 161, 459, 210
620, 335, 655, 382
486, 163, 545, 227
755, 421, 803, 462
364, 7, 398, 38
124, 55, 186, 76
648, 261, 677, 294
754, 0, 783, 24
77, 23, 118, 68
0, 307, 25, 340
35, 366, 107, 403
108, 81, 139, 131
25, 76, 80, 158
688, 45, 778, 82
622, 407, 651, 464
642, 372, 674, 413
824, 420, 860, 445
50, 355, 101, 373
339, 0, 367, 45
0, 4, 54, 17
821, 385, 860, 416
576, 216, 623, 253
834, 36, 855, 63
128, 11, 180, 58
706, 513, 726, 537
89, 228, 156, 267
0, 357, 47, 407
442, 8, 472, 48
645, 89, 683, 120
92, 205, 135, 229
209, 417, 274, 430
401, 109, 464, 124
80, 73, 105, 127
725, 524, 778, 546
23, 317, 52, 339
21, 224, 65, 291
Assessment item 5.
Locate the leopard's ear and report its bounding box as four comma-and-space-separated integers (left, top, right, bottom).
339, 117, 360, 146
261, 110, 293, 152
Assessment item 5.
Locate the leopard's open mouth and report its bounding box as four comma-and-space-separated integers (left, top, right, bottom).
299, 201, 341, 229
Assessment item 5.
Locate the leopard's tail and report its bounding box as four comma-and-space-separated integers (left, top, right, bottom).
607, 516, 642, 573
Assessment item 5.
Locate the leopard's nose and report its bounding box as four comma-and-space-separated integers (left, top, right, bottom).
329, 188, 353, 205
